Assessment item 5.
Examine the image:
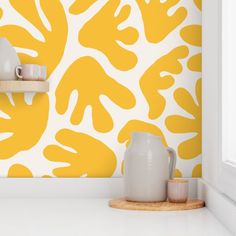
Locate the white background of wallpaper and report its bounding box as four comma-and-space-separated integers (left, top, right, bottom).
0, 0, 201, 177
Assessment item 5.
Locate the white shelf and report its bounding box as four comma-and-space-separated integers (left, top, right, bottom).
0, 80, 49, 93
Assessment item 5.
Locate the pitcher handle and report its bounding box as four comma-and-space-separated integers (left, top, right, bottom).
167, 147, 177, 179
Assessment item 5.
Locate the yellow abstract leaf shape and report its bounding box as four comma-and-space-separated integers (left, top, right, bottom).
140, 46, 189, 119
8, 164, 33, 177
165, 79, 202, 159
137, 0, 187, 43
0, 93, 49, 159
174, 168, 183, 178
192, 164, 202, 177
118, 120, 167, 147
0, 8, 3, 18
44, 129, 117, 177
121, 160, 124, 175
180, 25, 201, 47
0, 0, 68, 76
181, 25, 201, 72
188, 53, 201, 72
69, 0, 97, 14
56, 56, 136, 133
194, 0, 202, 11
79, 0, 138, 71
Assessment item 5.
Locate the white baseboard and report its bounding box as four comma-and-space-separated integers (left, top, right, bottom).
0, 178, 198, 198
0, 178, 123, 198
198, 179, 236, 235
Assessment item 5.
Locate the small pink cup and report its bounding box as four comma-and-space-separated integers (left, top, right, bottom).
16, 64, 47, 81
168, 179, 188, 203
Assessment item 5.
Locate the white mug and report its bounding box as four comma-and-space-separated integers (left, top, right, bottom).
16, 64, 47, 81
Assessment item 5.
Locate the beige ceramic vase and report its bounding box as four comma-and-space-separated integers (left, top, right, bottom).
124, 132, 176, 202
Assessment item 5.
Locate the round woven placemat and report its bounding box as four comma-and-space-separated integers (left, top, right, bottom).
109, 198, 205, 211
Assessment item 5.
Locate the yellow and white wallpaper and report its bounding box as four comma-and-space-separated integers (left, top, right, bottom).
0, 0, 201, 178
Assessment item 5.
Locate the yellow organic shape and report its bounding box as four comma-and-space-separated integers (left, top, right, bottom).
137, 0, 187, 43
121, 160, 124, 175
0, 0, 68, 76
192, 164, 202, 177
0, 93, 49, 159
79, 0, 138, 71
194, 0, 202, 11
44, 129, 117, 177
8, 164, 33, 177
181, 25, 201, 72
165, 79, 202, 159
188, 53, 201, 72
0, 8, 3, 18
56, 56, 135, 132
174, 168, 183, 178
140, 46, 189, 119
181, 25, 201, 47
69, 0, 97, 14
118, 119, 167, 147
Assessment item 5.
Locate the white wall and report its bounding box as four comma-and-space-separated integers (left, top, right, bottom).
202, 0, 221, 187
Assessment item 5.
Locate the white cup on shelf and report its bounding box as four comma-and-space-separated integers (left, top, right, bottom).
16, 64, 47, 81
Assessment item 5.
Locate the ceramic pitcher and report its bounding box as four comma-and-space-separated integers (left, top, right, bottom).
124, 132, 176, 202
0, 38, 20, 80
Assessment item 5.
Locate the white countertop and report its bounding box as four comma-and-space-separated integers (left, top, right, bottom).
0, 198, 232, 236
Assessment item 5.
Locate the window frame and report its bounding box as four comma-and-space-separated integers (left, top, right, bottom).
219, 0, 236, 202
